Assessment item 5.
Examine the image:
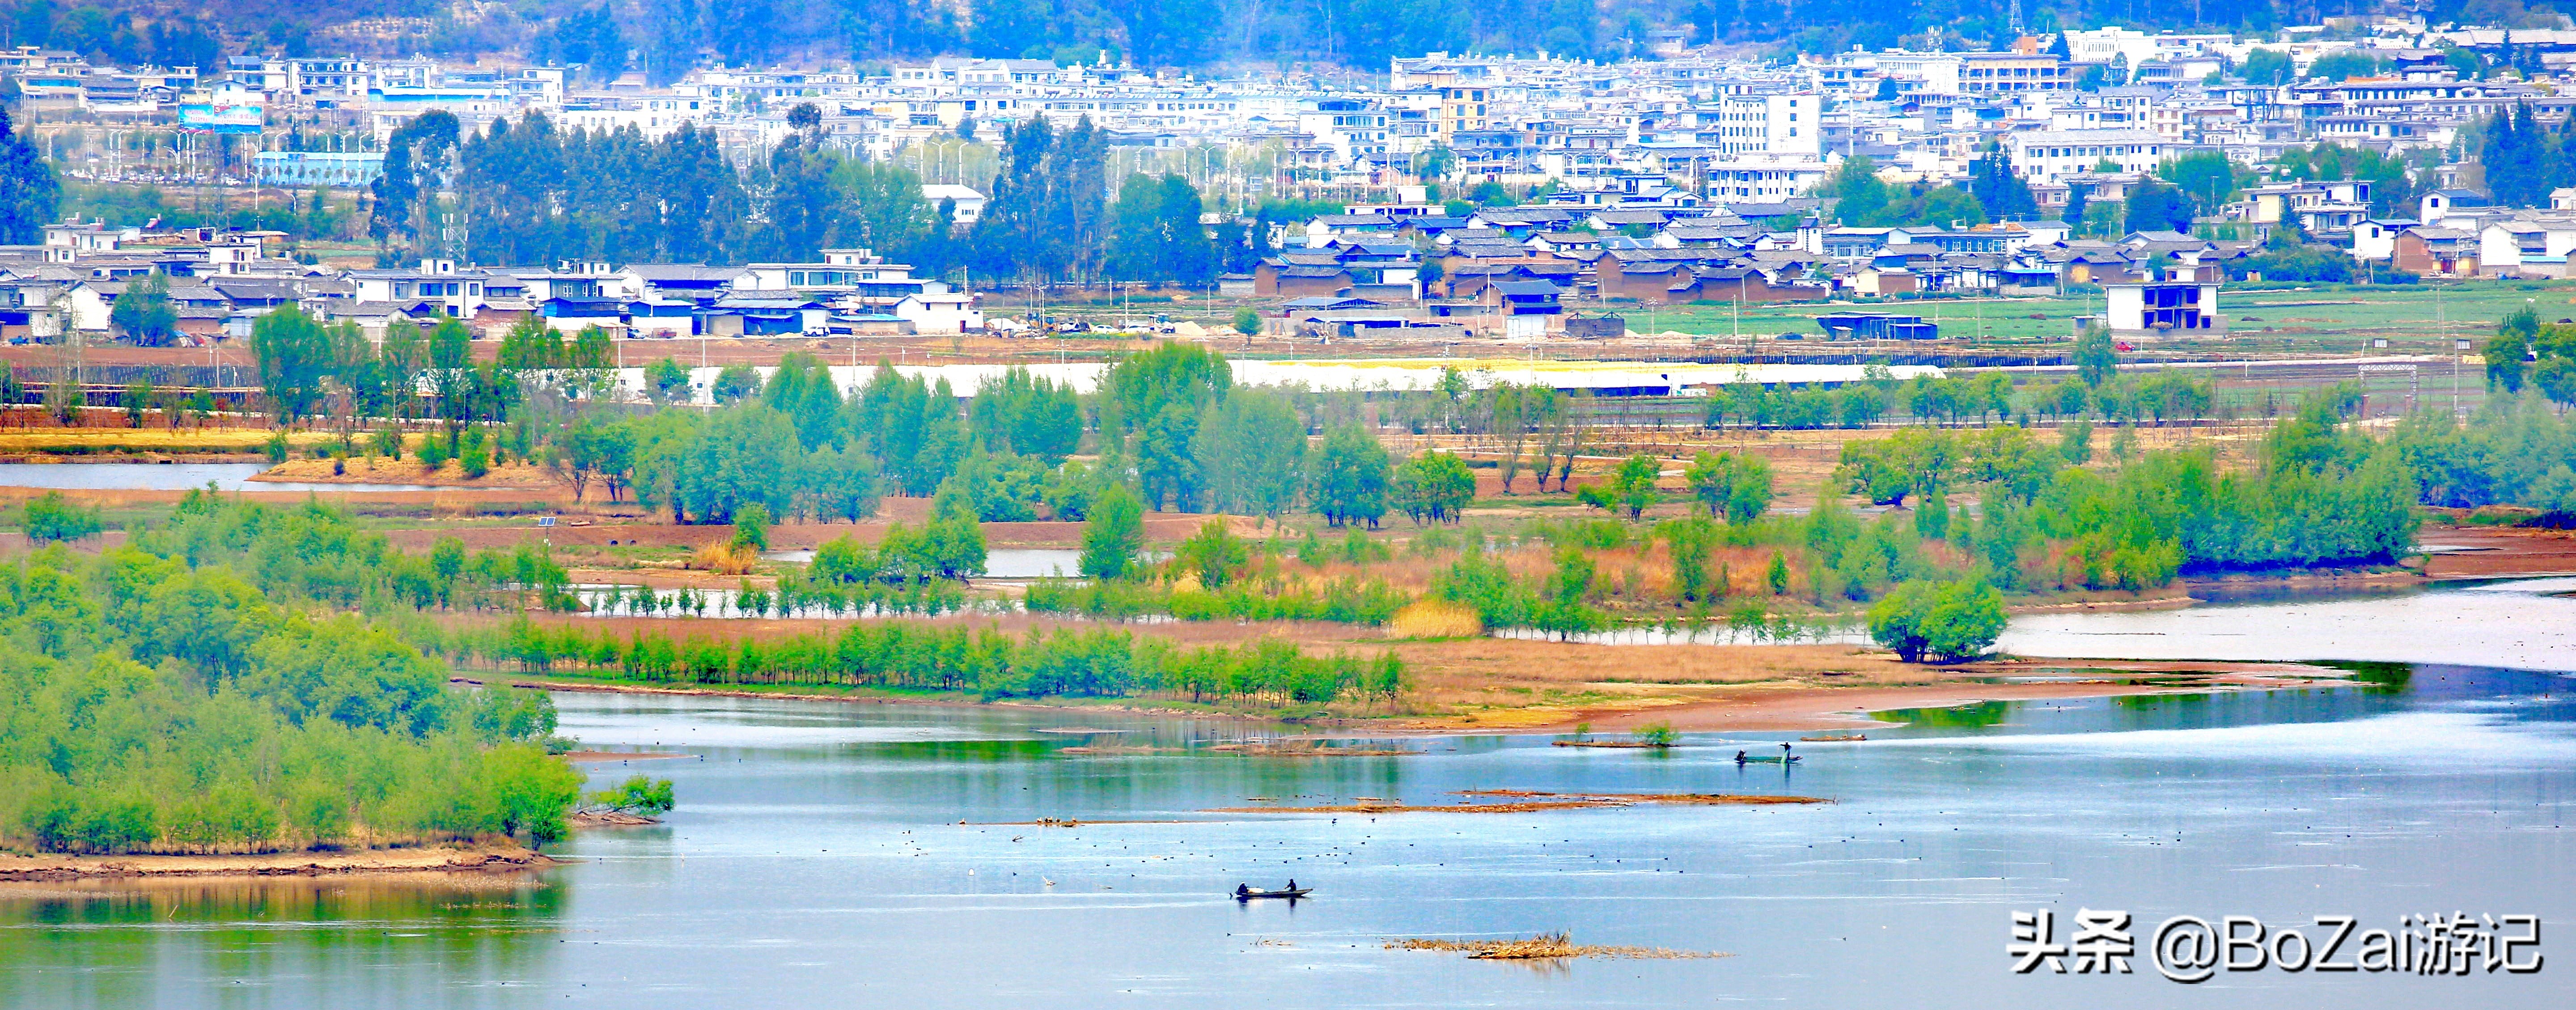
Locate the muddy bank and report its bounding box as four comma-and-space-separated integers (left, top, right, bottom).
250, 456, 559, 489
1209, 791, 1827, 815
504, 648, 2348, 740
1494, 665, 2360, 731
0, 842, 556, 882
2417, 525, 2576, 578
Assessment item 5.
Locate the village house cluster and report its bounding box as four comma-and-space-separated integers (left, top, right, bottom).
15, 13, 2576, 343
0, 226, 981, 345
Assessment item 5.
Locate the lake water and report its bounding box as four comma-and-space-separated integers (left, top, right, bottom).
0, 462, 445, 493
4, 582, 2572, 1008
762, 547, 1086, 579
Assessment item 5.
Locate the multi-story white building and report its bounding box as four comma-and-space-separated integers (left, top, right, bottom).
1703, 153, 1834, 202
1704, 93, 1820, 156
2006, 128, 2170, 184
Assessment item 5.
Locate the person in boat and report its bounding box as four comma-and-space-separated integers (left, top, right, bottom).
1735, 750, 1748, 763
1235, 883, 1250, 897
1285, 879, 1296, 891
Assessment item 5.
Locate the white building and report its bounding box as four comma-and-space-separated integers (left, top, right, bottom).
2352, 218, 2413, 262
2479, 217, 2576, 277
2106, 277, 2222, 335
1703, 154, 1833, 201
2005, 129, 2169, 185
894, 287, 983, 334
1708, 92, 1820, 156
920, 184, 987, 224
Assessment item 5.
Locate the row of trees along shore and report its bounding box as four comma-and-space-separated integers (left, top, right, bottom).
0, 543, 579, 855
0, 485, 1407, 856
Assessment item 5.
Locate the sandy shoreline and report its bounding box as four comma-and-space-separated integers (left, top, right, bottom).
509, 652, 2356, 737
0, 842, 558, 882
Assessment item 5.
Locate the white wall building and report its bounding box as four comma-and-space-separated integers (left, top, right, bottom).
1708, 92, 1820, 156
2006, 129, 2169, 185
1704, 154, 1833, 201
919, 184, 987, 224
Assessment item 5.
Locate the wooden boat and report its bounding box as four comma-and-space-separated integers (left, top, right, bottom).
1733, 751, 1801, 764
1233, 886, 1312, 900
1799, 734, 1865, 742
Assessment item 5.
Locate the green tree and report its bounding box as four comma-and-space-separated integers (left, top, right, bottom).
1080, 483, 1146, 579
803, 444, 881, 522
1099, 342, 1230, 510
931, 450, 1048, 522
1310, 424, 1390, 528
21, 491, 102, 542
587, 777, 674, 817
1819, 156, 1889, 225
1684, 450, 1774, 524
1391, 450, 1475, 524
2074, 326, 2119, 388
1174, 518, 1249, 588
712, 364, 763, 404
1837, 427, 1956, 507
1198, 388, 1306, 523
2240, 48, 2294, 85
730, 502, 772, 551
763, 352, 846, 450
250, 308, 334, 423
2157, 151, 2246, 218
1233, 306, 1262, 337
676, 404, 799, 523
1660, 517, 1720, 602
967, 366, 1082, 461
1868, 579, 2008, 662
109, 271, 180, 346
495, 314, 564, 372
645, 357, 691, 404
0, 107, 61, 244
1577, 454, 1661, 519
2123, 179, 2197, 234
2488, 306, 2538, 393
2306, 50, 2385, 82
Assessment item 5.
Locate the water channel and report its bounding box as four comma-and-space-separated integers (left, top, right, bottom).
3, 581, 2570, 1007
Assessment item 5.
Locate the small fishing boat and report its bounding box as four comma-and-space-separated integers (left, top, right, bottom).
1233, 884, 1312, 900
1735, 744, 1802, 764
1799, 734, 1865, 742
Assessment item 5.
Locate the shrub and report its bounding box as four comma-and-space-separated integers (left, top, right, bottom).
1867, 578, 2008, 662
731, 503, 771, 551
22, 492, 102, 543
588, 776, 675, 817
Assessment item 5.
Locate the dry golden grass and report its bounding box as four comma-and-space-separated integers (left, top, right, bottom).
689, 541, 762, 575
0, 428, 319, 454
1388, 598, 1482, 638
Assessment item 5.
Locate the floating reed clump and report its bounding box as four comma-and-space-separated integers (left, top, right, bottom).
1389, 932, 1728, 960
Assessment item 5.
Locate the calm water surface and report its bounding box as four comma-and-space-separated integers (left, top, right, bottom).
4, 583, 2572, 1008
0, 462, 444, 493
